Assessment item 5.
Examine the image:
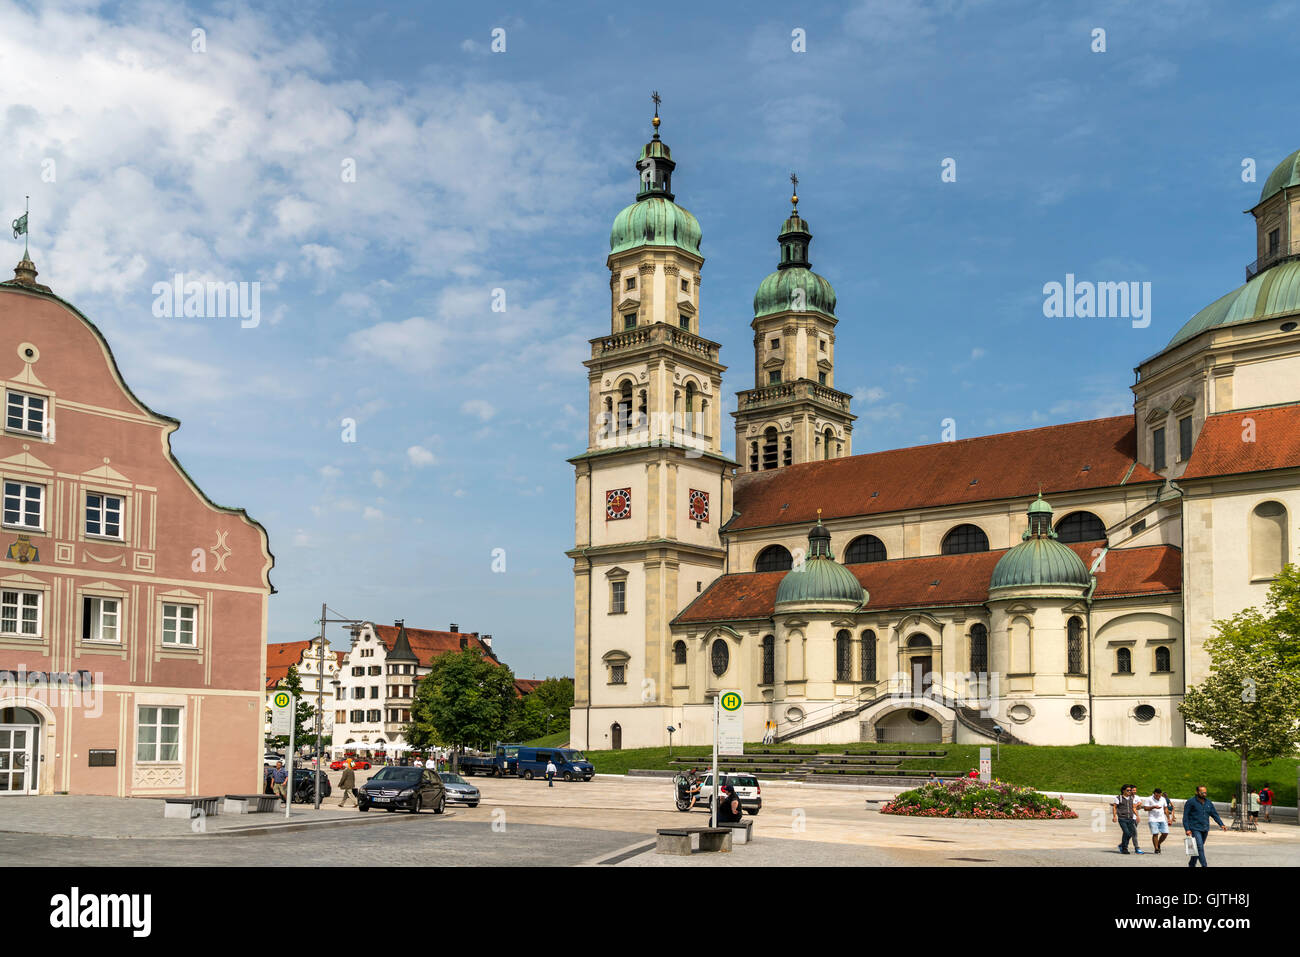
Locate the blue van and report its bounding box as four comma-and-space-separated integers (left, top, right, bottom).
515, 747, 594, 782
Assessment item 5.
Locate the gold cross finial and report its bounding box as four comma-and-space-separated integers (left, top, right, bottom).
790, 172, 799, 209
651, 91, 661, 130
817, 507, 822, 520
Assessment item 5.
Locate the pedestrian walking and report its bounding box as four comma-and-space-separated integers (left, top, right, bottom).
1183, 785, 1226, 868
263, 762, 274, 795
338, 759, 357, 808
1140, 788, 1172, 854
271, 761, 289, 806
546, 757, 557, 787
1113, 784, 1142, 854
1259, 783, 1274, 823
425, 754, 437, 771
1248, 787, 1261, 824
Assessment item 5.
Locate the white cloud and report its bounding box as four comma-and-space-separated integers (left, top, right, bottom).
347, 317, 447, 373
407, 445, 436, 467
363, 506, 383, 521
855, 386, 887, 403
319, 465, 342, 479
461, 399, 496, 421
970, 348, 986, 360
371, 470, 387, 488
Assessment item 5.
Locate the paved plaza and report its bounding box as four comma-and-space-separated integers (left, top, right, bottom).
1, 773, 1296, 866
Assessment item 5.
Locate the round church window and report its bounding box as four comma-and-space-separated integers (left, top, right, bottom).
1008, 704, 1032, 722
1070, 705, 1087, 721
784, 706, 804, 723
1134, 705, 1156, 723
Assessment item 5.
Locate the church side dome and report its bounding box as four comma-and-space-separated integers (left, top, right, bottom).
989, 494, 1091, 595
1259, 148, 1300, 206
609, 110, 702, 256
1166, 258, 1300, 348
753, 190, 837, 318
775, 520, 867, 608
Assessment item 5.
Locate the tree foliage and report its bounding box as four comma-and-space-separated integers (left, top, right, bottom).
406, 649, 518, 752
508, 677, 574, 740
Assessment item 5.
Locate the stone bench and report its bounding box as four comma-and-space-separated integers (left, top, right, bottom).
717, 819, 754, 845
656, 827, 733, 856
163, 796, 221, 819
223, 794, 279, 814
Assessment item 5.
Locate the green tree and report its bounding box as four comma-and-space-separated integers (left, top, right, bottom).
1209, 564, 1300, 671
1180, 627, 1300, 818
406, 649, 518, 766
510, 677, 574, 740
265, 665, 318, 754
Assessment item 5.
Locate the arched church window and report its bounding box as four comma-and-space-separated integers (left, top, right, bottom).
762, 427, 778, 470
969, 623, 988, 675
761, 635, 774, 684
673, 641, 686, 665
860, 630, 876, 681
1250, 501, 1288, 579
1154, 646, 1171, 673
782, 436, 792, 466
749, 442, 759, 472
711, 639, 729, 677
844, 535, 886, 564
907, 634, 932, 649
1055, 511, 1107, 544
755, 545, 793, 572
685, 383, 696, 434
942, 524, 989, 555
1067, 616, 1084, 675
617, 381, 633, 433
836, 630, 852, 681
823, 428, 834, 460
1116, 647, 1132, 674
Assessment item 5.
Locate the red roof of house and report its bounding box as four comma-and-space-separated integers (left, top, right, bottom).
674, 542, 1181, 623
1181, 403, 1300, 480
265, 639, 313, 688
514, 678, 543, 696
372, 625, 496, 665
729, 416, 1160, 531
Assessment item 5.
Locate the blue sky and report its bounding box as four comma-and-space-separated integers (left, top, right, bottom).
3, 0, 1296, 677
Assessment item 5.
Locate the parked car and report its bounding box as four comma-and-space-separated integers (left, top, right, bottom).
330, 758, 371, 771
264, 752, 284, 765
694, 772, 761, 815
438, 772, 480, 807
515, 747, 594, 782
357, 765, 445, 814
291, 768, 333, 803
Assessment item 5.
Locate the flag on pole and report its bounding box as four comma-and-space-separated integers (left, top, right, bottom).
12, 211, 27, 240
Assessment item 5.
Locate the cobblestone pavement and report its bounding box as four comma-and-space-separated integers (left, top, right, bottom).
2, 775, 1296, 866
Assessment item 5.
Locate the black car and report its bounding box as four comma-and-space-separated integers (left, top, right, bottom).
357, 765, 446, 814
291, 768, 333, 803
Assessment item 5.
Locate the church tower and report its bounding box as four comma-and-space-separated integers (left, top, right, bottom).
568, 97, 734, 751
733, 177, 854, 470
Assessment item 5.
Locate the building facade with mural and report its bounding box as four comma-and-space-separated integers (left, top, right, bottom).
569, 116, 1300, 752
0, 255, 273, 796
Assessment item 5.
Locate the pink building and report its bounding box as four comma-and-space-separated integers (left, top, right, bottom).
0, 256, 273, 797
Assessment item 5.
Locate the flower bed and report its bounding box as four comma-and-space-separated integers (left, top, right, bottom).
880, 778, 1077, 819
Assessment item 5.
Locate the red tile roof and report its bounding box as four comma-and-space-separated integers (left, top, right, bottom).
729, 416, 1159, 531
674, 543, 1180, 623
1181, 403, 1300, 480
514, 678, 543, 697
266, 639, 313, 688
372, 625, 496, 665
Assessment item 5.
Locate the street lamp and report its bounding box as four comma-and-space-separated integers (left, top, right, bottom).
667, 725, 676, 758
992, 725, 1004, 761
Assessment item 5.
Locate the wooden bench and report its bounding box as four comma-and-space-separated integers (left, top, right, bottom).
163, 796, 221, 819
223, 794, 278, 814
655, 827, 733, 856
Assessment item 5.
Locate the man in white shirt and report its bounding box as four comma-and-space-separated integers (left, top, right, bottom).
546, 758, 558, 787
425, 755, 437, 771
1140, 787, 1174, 854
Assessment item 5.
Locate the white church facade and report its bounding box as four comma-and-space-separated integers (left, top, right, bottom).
569, 111, 1300, 751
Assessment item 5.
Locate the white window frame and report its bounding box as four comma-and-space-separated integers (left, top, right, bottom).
0, 589, 42, 638
2, 480, 44, 531
5, 390, 47, 437
136, 705, 182, 763
82, 595, 121, 643
85, 492, 124, 540
161, 602, 198, 647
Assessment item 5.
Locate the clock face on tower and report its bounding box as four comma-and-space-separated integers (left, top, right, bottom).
688, 488, 709, 523
606, 488, 631, 520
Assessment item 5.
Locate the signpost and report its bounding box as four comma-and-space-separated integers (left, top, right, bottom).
712, 689, 744, 826
270, 691, 295, 818
979, 746, 991, 783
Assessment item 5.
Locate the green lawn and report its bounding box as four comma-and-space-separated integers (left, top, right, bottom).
586, 742, 1298, 805
522, 730, 570, 748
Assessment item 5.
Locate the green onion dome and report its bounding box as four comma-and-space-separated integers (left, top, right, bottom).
1167, 258, 1300, 348
609, 127, 702, 256
989, 494, 1091, 595
775, 521, 867, 608
753, 208, 836, 318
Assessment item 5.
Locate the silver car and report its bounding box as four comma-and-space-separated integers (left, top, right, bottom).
438, 771, 480, 807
